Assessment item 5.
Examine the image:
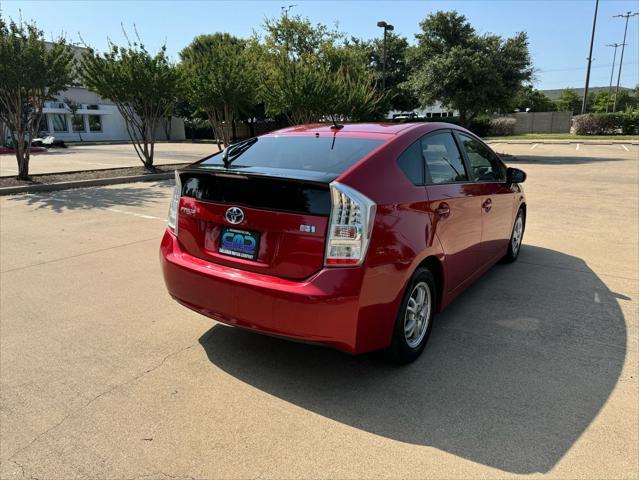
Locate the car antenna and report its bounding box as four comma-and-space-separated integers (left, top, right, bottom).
329, 114, 343, 130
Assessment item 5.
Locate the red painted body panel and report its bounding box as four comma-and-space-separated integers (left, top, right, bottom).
160, 122, 526, 354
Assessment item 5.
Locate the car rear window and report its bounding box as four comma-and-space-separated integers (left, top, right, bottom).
201, 136, 385, 174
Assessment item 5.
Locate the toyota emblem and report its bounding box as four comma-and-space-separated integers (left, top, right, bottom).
225, 207, 244, 224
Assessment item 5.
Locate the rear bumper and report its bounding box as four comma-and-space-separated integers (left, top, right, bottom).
160, 230, 366, 353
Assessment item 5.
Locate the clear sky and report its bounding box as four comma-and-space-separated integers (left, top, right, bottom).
2, 0, 638, 90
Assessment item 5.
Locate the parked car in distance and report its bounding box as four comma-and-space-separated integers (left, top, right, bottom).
160, 122, 527, 363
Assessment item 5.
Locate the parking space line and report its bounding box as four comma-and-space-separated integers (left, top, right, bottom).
576, 144, 580, 151
529, 143, 538, 150
621, 144, 629, 152
107, 208, 165, 221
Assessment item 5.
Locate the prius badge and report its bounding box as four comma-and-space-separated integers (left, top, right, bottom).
225, 207, 244, 224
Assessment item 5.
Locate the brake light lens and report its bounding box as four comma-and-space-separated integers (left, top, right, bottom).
325, 182, 376, 266
167, 170, 182, 234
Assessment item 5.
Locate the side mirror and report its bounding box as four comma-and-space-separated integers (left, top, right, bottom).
507, 167, 526, 184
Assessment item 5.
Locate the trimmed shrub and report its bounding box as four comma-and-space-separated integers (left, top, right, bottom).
467, 116, 492, 137
489, 117, 516, 136
573, 112, 639, 135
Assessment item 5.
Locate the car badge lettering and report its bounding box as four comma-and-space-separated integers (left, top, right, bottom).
180, 206, 197, 216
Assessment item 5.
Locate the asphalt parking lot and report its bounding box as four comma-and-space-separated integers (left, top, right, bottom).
0, 142, 218, 176
1, 143, 637, 479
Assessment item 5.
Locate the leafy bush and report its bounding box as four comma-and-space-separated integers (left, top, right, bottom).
573, 112, 639, 135
467, 116, 492, 137
489, 117, 516, 136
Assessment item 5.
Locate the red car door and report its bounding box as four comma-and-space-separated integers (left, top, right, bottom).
455, 132, 516, 265
420, 131, 483, 292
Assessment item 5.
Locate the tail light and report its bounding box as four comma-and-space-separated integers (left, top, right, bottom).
167, 170, 182, 234
325, 182, 376, 266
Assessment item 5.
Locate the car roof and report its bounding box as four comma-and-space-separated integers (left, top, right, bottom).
266, 122, 463, 140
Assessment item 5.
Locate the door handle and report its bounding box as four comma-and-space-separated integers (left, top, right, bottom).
482, 198, 492, 212
435, 202, 450, 219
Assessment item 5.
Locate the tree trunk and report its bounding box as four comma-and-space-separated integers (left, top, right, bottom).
459, 109, 468, 128
16, 143, 29, 180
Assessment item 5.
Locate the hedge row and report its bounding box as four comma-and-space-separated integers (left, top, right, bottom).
573, 112, 639, 135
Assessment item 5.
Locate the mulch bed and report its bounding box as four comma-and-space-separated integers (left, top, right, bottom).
0, 164, 183, 188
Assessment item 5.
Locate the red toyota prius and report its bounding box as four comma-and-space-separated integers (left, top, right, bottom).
160, 122, 527, 363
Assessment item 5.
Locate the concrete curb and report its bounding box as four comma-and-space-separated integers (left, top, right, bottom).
0, 172, 173, 196
486, 140, 639, 145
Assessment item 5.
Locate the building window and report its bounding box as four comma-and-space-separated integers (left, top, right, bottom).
38, 115, 49, 133
71, 115, 86, 132
88, 115, 102, 132
50, 114, 68, 132
448, 111, 455, 117
86, 104, 100, 110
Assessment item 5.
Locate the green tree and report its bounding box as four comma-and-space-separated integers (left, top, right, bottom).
0, 16, 74, 179
409, 11, 533, 126
611, 90, 638, 112
80, 38, 179, 170
349, 33, 418, 112
512, 86, 556, 112
179, 33, 257, 149
555, 88, 582, 114
258, 14, 383, 124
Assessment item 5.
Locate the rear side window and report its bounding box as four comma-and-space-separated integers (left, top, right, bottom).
422, 132, 468, 184
397, 141, 425, 185
457, 134, 506, 182
201, 136, 384, 174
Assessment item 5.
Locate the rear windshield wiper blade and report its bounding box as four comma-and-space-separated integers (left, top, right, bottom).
222, 137, 258, 168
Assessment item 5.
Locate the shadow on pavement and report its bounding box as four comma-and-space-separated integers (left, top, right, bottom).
198, 246, 626, 474
7, 184, 170, 213
499, 154, 626, 165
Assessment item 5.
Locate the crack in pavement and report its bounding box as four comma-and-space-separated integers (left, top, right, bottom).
4, 342, 199, 474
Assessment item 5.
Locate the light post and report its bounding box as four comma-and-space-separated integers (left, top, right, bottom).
605, 43, 625, 112
581, 0, 599, 114
612, 11, 638, 111
377, 20, 394, 91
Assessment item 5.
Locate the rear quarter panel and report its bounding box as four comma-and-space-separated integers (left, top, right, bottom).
337, 125, 446, 352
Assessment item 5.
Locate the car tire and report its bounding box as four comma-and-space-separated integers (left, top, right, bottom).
503, 208, 525, 263
388, 267, 436, 364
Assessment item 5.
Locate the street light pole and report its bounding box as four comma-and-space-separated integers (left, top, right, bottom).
581, 0, 599, 114
605, 43, 624, 112
376, 21, 394, 91
612, 11, 639, 112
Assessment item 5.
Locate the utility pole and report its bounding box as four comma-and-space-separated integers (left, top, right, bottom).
581, 0, 599, 114
605, 43, 625, 112
376, 21, 394, 91
612, 11, 639, 112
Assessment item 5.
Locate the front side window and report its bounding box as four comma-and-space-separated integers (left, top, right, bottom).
421, 132, 468, 184
50, 114, 67, 132
88, 115, 102, 132
458, 134, 506, 182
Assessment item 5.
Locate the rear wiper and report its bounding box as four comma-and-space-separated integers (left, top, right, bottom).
222, 137, 258, 168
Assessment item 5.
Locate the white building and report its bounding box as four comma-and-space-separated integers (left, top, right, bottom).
40, 87, 185, 143
2, 42, 186, 144
387, 101, 458, 120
